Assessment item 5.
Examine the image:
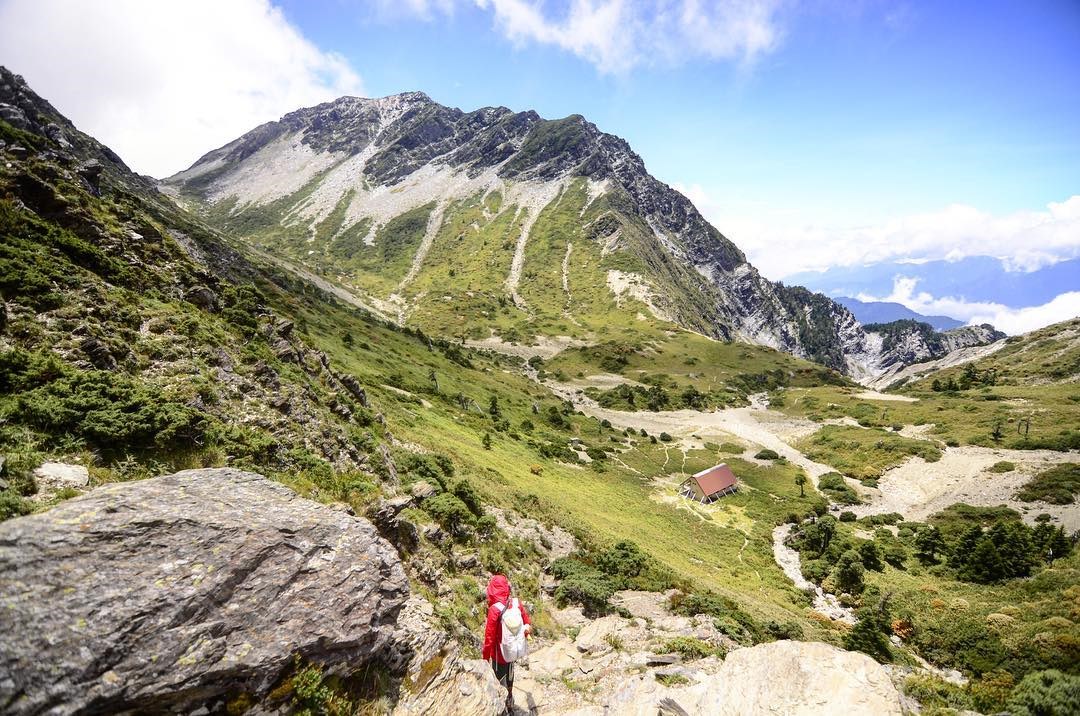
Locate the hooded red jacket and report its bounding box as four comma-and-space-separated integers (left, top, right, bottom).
482, 575, 531, 664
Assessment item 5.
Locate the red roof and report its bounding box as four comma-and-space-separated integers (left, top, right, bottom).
692, 464, 737, 496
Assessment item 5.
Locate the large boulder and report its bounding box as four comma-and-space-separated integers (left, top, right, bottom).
0, 468, 408, 714
604, 640, 903, 715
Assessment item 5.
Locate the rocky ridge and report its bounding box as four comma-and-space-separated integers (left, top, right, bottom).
165, 92, 1000, 380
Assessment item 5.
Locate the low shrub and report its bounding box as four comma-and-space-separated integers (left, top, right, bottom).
754, 448, 780, 460
662, 636, 721, 660
1016, 464, 1080, 505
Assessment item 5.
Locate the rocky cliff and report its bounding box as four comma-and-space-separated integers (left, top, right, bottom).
0, 468, 409, 714
164, 92, 998, 380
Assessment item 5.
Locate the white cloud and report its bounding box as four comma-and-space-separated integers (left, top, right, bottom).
857, 276, 1080, 335
430, 0, 784, 73
685, 186, 1080, 280
0, 0, 363, 177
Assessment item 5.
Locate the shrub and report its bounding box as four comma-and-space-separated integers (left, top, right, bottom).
597, 541, 647, 579
988, 460, 1016, 473
0, 491, 32, 522
839, 511, 857, 522
659, 432, 673, 442
423, 493, 475, 539
754, 448, 780, 460
818, 472, 861, 505
555, 571, 618, 616
451, 480, 484, 517
584, 446, 607, 461
1006, 669, 1080, 716
663, 636, 721, 660
399, 452, 454, 490
844, 603, 892, 663
1017, 464, 1080, 505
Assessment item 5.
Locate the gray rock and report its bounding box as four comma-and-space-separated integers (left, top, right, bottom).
31, 461, 89, 490
79, 336, 117, 370
0, 468, 408, 714
370, 496, 420, 552
185, 284, 218, 311
410, 480, 437, 500
606, 640, 903, 715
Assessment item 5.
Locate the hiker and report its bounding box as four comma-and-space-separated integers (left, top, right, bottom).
482, 574, 531, 713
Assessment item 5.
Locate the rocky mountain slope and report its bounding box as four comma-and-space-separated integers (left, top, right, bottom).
163, 93, 998, 380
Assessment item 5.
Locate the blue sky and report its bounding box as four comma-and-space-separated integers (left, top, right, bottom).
275, 0, 1080, 226
1, 0, 1077, 330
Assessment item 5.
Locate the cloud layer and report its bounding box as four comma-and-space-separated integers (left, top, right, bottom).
858, 276, 1080, 335
679, 184, 1080, 280
0, 0, 363, 177
403, 0, 784, 73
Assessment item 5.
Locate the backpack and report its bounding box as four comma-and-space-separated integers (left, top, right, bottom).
494, 597, 528, 662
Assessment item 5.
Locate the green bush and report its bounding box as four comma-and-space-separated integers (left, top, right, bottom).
839, 511, 857, 522
987, 460, 1016, 473
8, 358, 214, 456
1016, 464, 1080, 505
399, 452, 454, 490
554, 570, 618, 617
584, 446, 608, 461
659, 432, 673, 442
754, 448, 780, 460
451, 479, 484, 517
818, 472, 861, 505
0, 491, 32, 522
662, 636, 721, 660
1006, 670, 1080, 716
596, 541, 647, 579
423, 493, 475, 539
843, 603, 892, 663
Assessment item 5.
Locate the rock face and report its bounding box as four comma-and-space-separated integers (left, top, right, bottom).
603, 640, 903, 716
164, 92, 1000, 380
0, 468, 408, 714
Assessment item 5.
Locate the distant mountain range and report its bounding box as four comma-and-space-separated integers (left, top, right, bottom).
835, 297, 963, 331
787, 256, 1080, 310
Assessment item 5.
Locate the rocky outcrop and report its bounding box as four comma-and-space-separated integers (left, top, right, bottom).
0, 468, 408, 714
601, 640, 903, 716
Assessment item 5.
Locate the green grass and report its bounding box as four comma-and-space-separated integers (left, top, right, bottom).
797, 425, 942, 482
1016, 463, 1080, 504
776, 379, 1080, 453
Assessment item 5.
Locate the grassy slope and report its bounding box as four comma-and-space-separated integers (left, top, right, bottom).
260, 269, 832, 632
772, 319, 1080, 452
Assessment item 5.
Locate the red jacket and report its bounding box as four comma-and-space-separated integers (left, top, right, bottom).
482, 575, 531, 664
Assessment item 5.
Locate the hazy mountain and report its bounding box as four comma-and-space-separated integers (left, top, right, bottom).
163, 93, 999, 379
836, 297, 964, 331
788, 256, 1080, 310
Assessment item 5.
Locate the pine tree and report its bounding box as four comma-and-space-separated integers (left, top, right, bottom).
949, 525, 984, 569
989, 521, 1037, 579
960, 536, 1005, 583
1046, 526, 1073, 562
914, 525, 946, 565
833, 549, 865, 594
859, 540, 883, 571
